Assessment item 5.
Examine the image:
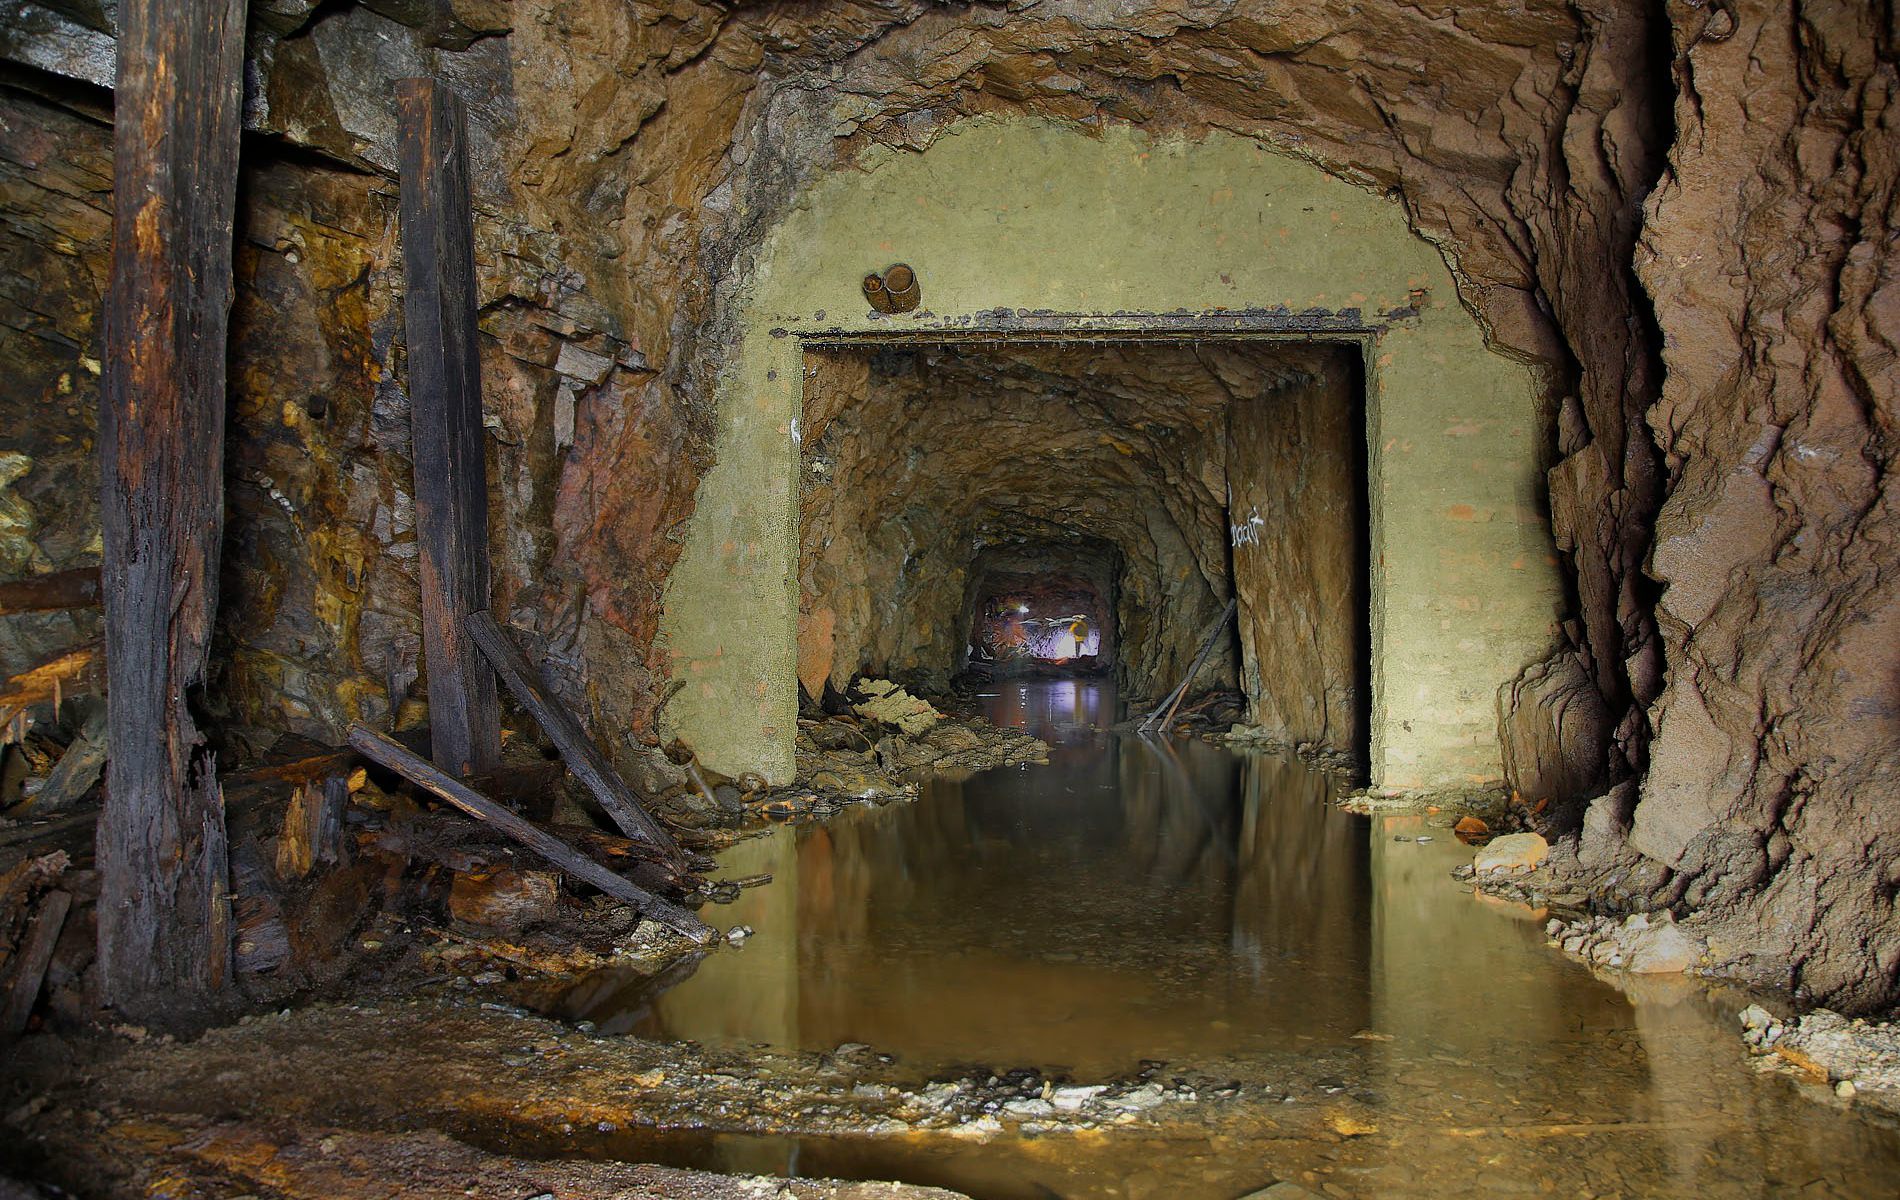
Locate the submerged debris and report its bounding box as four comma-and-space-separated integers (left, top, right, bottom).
772, 677, 1049, 814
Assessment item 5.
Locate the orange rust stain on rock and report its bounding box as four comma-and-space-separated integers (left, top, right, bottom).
797, 606, 836, 699
1447, 503, 1478, 520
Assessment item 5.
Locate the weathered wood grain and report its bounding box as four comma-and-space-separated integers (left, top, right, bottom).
0, 567, 102, 616
95, 0, 249, 1026
397, 77, 500, 778
2, 889, 72, 1034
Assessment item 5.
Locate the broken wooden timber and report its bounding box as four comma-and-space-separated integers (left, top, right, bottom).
2, 889, 73, 1035
1140, 598, 1237, 734
29, 706, 108, 814
465, 610, 685, 864
0, 643, 103, 731
274, 775, 349, 880
346, 725, 712, 944
0, 567, 102, 617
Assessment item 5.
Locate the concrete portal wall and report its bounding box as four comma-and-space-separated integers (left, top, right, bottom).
658, 119, 1562, 789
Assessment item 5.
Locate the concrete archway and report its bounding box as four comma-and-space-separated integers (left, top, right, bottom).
659, 119, 1562, 789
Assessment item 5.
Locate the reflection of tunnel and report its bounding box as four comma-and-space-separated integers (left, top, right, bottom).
795, 339, 1369, 757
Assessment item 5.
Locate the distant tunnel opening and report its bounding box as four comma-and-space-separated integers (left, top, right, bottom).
960, 539, 1119, 679
795, 338, 1371, 764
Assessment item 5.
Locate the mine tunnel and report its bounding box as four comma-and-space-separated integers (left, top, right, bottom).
797, 341, 1369, 762
2, 1, 1897, 1197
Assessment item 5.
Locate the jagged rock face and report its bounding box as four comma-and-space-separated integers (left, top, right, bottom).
1629, 1, 1899, 1009
2, 0, 1666, 751
1226, 358, 1365, 755
1, 0, 1894, 1007
797, 343, 1332, 700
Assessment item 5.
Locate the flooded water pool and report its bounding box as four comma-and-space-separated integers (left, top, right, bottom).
535, 680, 1900, 1197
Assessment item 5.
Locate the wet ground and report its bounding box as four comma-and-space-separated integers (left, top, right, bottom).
518, 679, 1900, 1196
7, 681, 1900, 1198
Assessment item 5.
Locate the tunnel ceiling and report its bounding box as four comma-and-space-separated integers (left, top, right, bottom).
797, 340, 1357, 697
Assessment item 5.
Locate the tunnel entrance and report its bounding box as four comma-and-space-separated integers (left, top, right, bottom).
793, 337, 1371, 762
659, 122, 1568, 790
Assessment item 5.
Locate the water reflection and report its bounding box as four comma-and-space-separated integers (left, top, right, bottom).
555, 680, 1381, 1075
540, 680, 1900, 1197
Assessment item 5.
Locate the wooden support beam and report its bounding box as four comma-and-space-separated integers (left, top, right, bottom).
466, 611, 685, 863
0, 567, 102, 617
396, 77, 500, 778
95, 0, 249, 1026
347, 725, 713, 943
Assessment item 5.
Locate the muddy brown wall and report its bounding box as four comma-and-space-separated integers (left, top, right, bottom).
2, 0, 1896, 1007
1619, 0, 1899, 1009
1227, 360, 1363, 755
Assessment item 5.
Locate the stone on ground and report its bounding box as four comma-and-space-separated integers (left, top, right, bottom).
1473, 831, 1549, 874
852, 679, 943, 735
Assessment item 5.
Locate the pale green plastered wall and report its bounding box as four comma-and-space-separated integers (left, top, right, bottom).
659, 119, 1562, 789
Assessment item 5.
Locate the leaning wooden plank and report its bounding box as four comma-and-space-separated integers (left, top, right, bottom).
397, 77, 500, 778
465, 611, 684, 862
0, 567, 102, 617
346, 725, 712, 944
2, 890, 73, 1034
1140, 598, 1237, 734
95, 0, 248, 1028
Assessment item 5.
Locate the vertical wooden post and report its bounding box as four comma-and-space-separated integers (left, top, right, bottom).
397, 78, 500, 777
96, 0, 249, 1023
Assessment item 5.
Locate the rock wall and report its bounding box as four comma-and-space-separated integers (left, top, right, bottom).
1227, 353, 1365, 754
796, 343, 1264, 702
1625, 0, 1899, 1009
2, 0, 1629, 768
0, 87, 108, 679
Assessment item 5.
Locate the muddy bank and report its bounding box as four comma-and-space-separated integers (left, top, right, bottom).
1456, 813, 1900, 1118
0, 1112, 963, 1200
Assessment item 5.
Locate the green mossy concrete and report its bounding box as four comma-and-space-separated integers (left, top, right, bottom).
660, 119, 1561, 788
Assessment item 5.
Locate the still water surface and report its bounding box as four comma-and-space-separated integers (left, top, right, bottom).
542, 680, 1900, 1198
